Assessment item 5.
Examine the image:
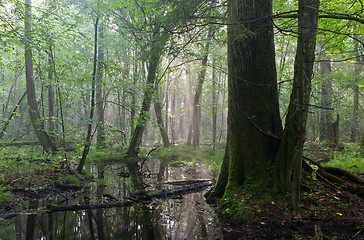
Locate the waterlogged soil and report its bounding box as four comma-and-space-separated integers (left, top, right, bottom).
0, 158, 363, 239
220, 181, 364, 239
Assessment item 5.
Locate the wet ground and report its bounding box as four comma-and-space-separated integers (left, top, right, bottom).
0, 159, 224, 240
0, 157, 363, 239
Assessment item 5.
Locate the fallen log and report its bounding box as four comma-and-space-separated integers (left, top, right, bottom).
54, 182, 84, 191
0, 180, 213, 220
163, 179, 215, 186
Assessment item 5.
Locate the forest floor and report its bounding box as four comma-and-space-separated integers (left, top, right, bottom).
219, 178, 363, 239
220, 143, 364, 239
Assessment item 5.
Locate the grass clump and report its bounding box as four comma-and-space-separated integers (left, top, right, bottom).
151, 144, 224, 171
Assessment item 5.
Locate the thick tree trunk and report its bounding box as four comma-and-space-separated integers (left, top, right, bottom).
208, 0, 282, 200
96, 23, 105, 149
24, 0, 56, 153
127, 29, 169, 156
274, 0, 320, 209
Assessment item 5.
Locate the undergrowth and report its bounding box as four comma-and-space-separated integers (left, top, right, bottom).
151, 144, 224, 171
322, 143, 364, 174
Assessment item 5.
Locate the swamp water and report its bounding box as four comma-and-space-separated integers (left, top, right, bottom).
0, 159, 224, 239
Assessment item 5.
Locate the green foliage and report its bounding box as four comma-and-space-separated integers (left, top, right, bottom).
0, 188, 11, 205
151, 144, 224, 171
323, 143, 364, 174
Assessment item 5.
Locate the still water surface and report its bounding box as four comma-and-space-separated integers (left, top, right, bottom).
0, 159, 224, 239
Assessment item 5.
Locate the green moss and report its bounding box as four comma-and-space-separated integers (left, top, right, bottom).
220, 186, 254, 222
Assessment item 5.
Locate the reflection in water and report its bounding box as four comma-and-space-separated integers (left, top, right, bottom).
0, 159, 222, 239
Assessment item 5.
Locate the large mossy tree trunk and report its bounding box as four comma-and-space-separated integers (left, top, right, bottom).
207, 0, 282, 199
24, 0, 56, 153
274, 0, 320, 209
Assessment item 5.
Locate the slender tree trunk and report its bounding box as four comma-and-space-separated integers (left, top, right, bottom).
274, 0, 320, 209
24, 0, 55, 153
192, 27, 214, 147
212, 57, 217, 150
154, 87, 170, 147
170, 90, 176, 144
130, 48, 138, 136
164, 78, 169, 137
126, 29, 169, 157
77, 17, 99, 173
96, 22, 105, 149
319, 44, 333, 141
48, 46, 55, 136
14, 46, 22, 140
351, 29, 363, 142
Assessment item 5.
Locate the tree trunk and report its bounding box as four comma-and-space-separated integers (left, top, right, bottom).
14, 44, 22, 140
130, 48, 138, 136
207, 0, 282, 199
96, 22, 105, 149
126, 29, 169, 156
48, 46, 55, 136
77, 17, 99, 173
212, 57, 217, 150
154, 87, 170, 147
351, 29, 363, 142
274, 0, 320, 209
329, 114, 340, 148
319, 44, 333, 141
192, 27, 214, 147
24, 0, 56, 153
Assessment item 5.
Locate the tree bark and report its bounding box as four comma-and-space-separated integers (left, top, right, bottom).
96, 22, 105, 149
126, 28, 169, 157
192, 26, 214, 147
24, 0, 56, 153
77, 16, 99, 173
154, 87, 170, 147
212, 57, 217, 150
48, 46, 55, 136
207, 0, 282, 200
274, 0, 320, 209
351, 28, 363, 142
319, 44, 333, 142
